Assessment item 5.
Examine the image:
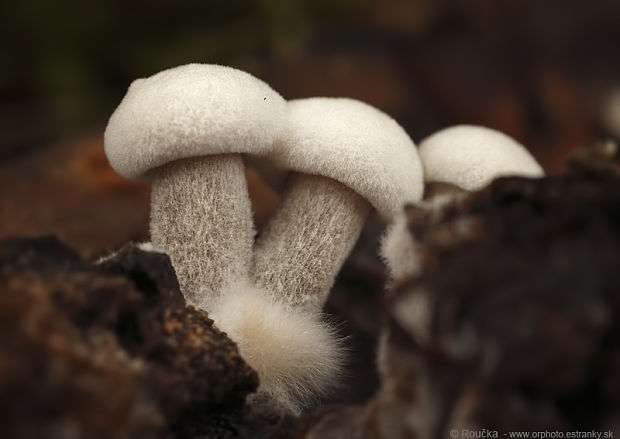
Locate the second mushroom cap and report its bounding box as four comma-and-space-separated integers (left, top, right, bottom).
419, 124, 544, 193
272, 97, 425, 219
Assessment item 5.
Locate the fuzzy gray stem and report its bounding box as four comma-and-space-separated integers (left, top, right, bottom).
150, 155, 254, 311
252, 173, 371, 313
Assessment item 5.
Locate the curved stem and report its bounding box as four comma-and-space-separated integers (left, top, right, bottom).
252, 173, 371, 313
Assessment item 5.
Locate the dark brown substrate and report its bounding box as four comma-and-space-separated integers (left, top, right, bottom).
0, 237, 265, 438
2, 165, 620, 438
302, 168, 620, 437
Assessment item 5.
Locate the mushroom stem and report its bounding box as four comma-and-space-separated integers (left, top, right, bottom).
252, 173, 371, 313
149, 154, 254, 310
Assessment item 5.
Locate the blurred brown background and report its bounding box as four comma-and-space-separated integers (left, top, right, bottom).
2, 0, 620, 257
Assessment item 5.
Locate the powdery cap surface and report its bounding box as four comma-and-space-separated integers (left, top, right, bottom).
419, 125, 544, 191
104, 64, 287, 180
272, 97, 424, 219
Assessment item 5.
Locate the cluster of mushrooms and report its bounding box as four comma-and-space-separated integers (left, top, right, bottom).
104, 64, 544, 415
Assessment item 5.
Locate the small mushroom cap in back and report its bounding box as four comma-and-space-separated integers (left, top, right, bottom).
104, 64, 287, 180
419, 125, 544, 191
273, 97, 424, 219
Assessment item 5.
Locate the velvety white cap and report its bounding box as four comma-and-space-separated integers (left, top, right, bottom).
104, 64, 287, 180
419, 125, 544, 191
272, 98, 424, 219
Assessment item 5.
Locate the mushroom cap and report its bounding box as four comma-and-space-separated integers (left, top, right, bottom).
419, 125, 544, 191
104, 64, 287, 180
272, 97, 424, 219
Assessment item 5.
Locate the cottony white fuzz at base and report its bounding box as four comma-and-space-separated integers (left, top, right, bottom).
209, 284, 344, 414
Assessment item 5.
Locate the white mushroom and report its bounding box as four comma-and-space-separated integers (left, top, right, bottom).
104, 64, 287, 311
381, 125, 544, 287
211, 98, 423, 414
217, 97, 423, 413
419, 125, 544, 200
254, 97, 424, 312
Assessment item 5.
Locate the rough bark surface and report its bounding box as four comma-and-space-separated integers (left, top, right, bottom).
300, 168, 620, 437
0, 236, 260, 439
